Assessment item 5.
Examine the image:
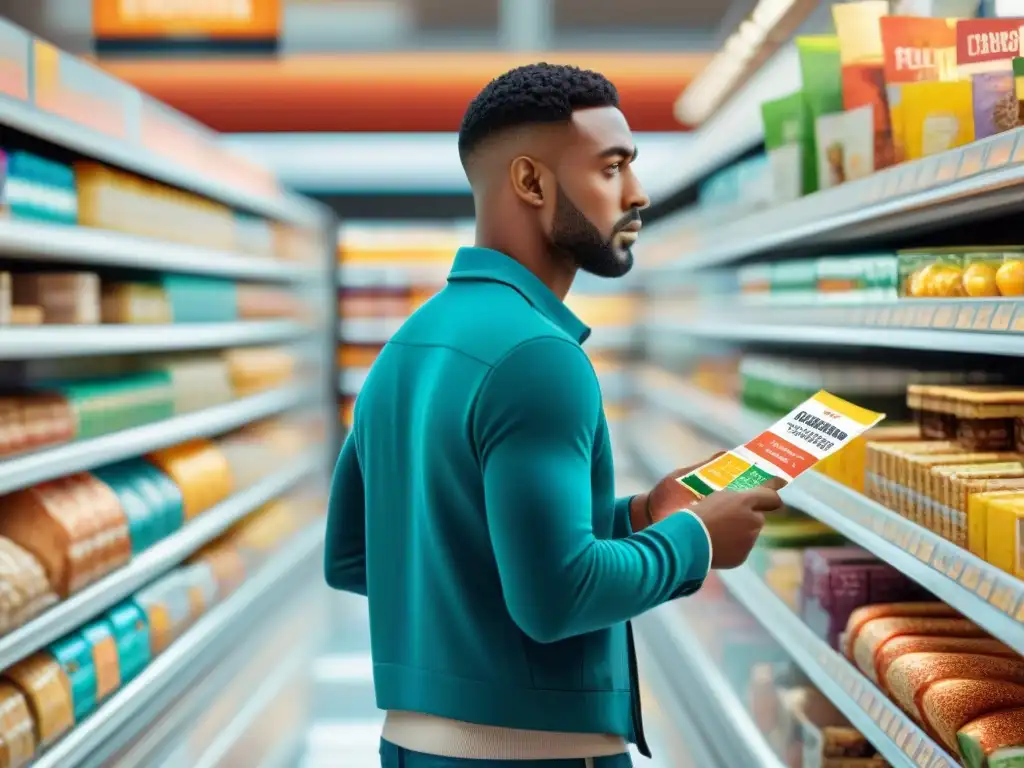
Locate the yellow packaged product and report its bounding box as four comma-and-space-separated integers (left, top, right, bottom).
908, 454, 1017, 526
942, 466, 1024, 543
869, 442, 958, 511
967, 490, 1024, 559
827, 424, 919, 494
901, 80, 974, 160
985, 498, 1024, 576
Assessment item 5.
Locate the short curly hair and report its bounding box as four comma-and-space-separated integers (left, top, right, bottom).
458, 62, 619, 166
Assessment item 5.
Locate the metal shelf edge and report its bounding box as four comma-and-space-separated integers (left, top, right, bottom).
0, 452, 320, 672
0, 384, 313, 495
645, 320, 1024, 357
0, 94, 323, 228
31, 522, 326, 768
0, 220, 320, 282
644, 129, 1024, 274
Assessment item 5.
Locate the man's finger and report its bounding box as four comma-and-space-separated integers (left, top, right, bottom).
744, 486, 786, 511
761, 477, 788, 491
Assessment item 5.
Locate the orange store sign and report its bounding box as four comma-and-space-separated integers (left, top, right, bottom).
93, 0, 281, 39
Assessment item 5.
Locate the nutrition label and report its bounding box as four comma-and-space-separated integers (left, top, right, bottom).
678, 390, 885, 497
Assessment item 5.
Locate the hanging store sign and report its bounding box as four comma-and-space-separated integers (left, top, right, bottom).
93, 0, 281, 54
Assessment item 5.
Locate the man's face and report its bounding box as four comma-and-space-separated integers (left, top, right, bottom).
545, 106, 649, 278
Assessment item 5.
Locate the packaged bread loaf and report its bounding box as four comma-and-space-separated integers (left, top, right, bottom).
843, 602, 959, 658
2, 654, 73, 747
849, 616, 986, 684
957, 707, 1024, 768
0, 682, 36, 768
874, 635, 1020, 692
885, 652, 1024, 723
0, 480, 99, 596
0, 537, 58, 634
920, 679, 1024, 753
72, 474, 131, 578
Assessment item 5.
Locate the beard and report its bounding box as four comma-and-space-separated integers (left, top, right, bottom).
548, 185, 638, 279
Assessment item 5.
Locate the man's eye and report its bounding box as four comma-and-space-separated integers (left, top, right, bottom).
605, 163, 621, 175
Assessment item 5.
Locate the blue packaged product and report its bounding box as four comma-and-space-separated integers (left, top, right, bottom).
47, 633, 96, 722
105, 601, 151, 683
91, 466, 159, 554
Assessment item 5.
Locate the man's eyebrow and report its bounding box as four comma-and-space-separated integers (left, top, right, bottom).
599, 145, 638, 161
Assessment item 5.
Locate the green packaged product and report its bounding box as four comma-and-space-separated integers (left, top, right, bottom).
91, 466, 160, 554
762, 91, 817, 198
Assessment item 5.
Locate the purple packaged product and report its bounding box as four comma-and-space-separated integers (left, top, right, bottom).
972, 71, 1018, 140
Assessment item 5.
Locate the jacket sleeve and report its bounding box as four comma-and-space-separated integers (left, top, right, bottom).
324, 431, 367, 595
474, 337, 711, 644
613, 495, 636, 538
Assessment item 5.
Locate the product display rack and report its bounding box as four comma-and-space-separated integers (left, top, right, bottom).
623, 23, 1024, 763
0, 18, 336, 768
648, 128, 1024, 275
33, 524, 324, 768
638, 374, 1024, 656
627, 422, 958, 768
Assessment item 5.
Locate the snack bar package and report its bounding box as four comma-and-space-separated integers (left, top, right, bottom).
678, 391, 885, 498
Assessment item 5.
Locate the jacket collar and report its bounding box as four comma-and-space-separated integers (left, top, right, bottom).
447, 247, 591, 344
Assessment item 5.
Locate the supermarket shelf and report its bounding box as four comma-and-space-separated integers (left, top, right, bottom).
337, 263, 450, 288
0, 89, 321, 228
0, 220, 319, 282
635, 605, 784, 768
645, 302, 1024, 357
33, 521, 325, 768
720, 567, 956, 768
191, 645, 309, 768
638, 376, 1024, 655
0, 384, 312, 496
339, 317, 404, 344
633, 624, 735, 767
0, 321, 311, 359
0, 451, 320, 674
647, 128, 1024, 273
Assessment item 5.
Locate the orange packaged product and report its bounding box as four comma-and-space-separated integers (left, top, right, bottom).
3, 655, 74, 748
0, 682, 36, 768
146, 440, 233, 520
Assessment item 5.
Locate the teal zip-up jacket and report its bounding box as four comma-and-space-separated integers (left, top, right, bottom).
325, 247, 711, 743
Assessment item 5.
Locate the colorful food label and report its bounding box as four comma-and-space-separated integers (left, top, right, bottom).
678, 391, 885, 497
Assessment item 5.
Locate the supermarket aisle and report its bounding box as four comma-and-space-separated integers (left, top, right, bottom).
303, 591, 382, 768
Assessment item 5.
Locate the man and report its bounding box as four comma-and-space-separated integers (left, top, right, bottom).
325, 63, 780, 767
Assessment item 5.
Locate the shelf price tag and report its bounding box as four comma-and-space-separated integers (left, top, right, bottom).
955, 306, 977, 328
976, 574, 996, 600
957, 146, 986, 178
935, 152, 962, 182
931, 304, 957, 329
915, 158, 940, 190
960, 564, 981, 591
990, 583, 1015, 613
985, 133, 1016, 169
1012, 304, 1024, 332
916, 744, 934, 767
991, 301, 1015, 331
973, 302, 996, 330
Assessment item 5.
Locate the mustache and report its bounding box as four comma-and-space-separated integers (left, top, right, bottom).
612, 209, 642, 235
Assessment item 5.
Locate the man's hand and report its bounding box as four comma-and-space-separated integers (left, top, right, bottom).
630, 454, 724, 530
690, 484, 783, 569
629, 453, 786, 569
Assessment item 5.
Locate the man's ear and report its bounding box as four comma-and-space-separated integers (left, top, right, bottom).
509, 156, 546, 208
